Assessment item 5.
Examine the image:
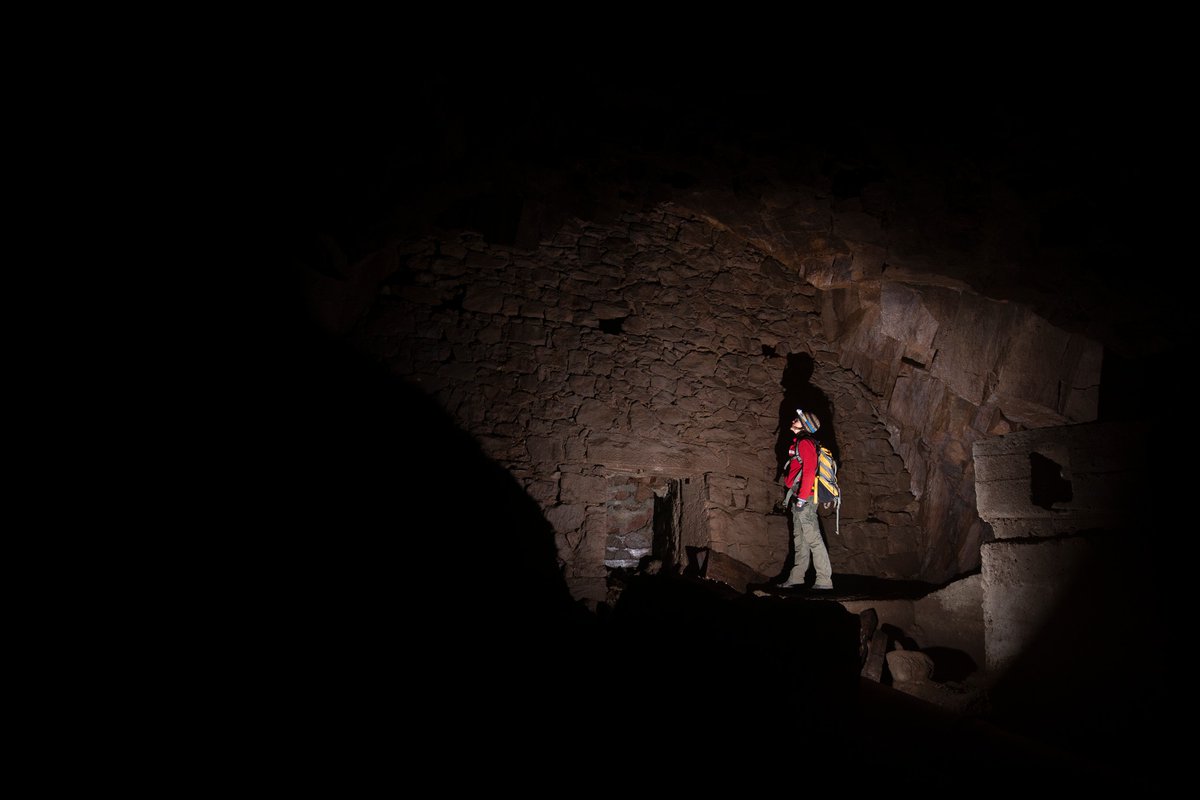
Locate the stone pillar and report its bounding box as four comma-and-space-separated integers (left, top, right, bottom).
973, 420, 1144, 677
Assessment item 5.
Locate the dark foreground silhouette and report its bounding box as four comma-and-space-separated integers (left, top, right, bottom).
235, 319, 1178, 791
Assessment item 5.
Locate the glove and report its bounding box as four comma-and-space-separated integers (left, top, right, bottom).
793, 498, 807, 508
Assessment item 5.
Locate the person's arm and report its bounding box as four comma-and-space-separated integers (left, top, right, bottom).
782, 455, 801, 489
798, 438, 818, 500
785, 442, 802, 488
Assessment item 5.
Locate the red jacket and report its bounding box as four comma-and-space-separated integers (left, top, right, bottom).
784, 436, 817, 501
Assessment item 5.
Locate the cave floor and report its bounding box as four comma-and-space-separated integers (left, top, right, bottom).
749, 572, 948, 601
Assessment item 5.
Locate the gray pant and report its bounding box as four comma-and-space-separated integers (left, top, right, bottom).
786, 500, 833, 587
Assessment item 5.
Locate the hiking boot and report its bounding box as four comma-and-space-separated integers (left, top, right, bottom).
779, 579, 805, 589
811, 583, 834, 590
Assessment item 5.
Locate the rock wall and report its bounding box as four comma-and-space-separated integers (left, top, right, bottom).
337, 207, 934, 601
841, 573, 985, 674
973, 420, 1140, 539
972, 421, 1171, 763
676, 190, 1103, 581
321, 196, 1106, 597
973, 421, 1143, 674
819, 282, 1102, 579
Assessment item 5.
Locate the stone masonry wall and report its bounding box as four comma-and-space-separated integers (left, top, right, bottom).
345, 205, 928, 603
316, 185, 1109, 596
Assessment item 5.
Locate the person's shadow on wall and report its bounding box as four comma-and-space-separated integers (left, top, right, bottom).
773, 353, 838, 481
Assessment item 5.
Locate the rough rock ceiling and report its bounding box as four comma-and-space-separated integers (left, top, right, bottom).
284, 68, 1185, 464
280, 69, 1182, 372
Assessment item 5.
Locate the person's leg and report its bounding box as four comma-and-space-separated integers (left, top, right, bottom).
800, 507, 833, 588
783, 503, 812, 586
806, 520, 835, 587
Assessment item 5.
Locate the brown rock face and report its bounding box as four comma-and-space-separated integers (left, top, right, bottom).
328, 201, 1116, 596
282, 70, 1181, 598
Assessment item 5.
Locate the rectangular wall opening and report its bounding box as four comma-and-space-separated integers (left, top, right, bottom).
604, 474, 702, 574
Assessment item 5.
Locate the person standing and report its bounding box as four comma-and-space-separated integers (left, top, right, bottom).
780, 410, 834, 590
